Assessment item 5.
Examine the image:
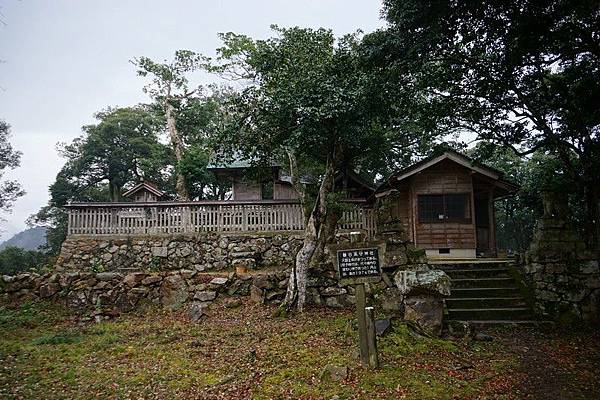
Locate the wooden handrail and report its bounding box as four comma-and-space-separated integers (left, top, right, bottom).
65, 199, 302, 208
65, 201, 376, 238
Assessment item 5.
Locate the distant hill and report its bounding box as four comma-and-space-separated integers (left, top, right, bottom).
0, 226, 48, 251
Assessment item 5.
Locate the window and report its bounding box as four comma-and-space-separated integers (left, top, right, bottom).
261, 180, 274, 200
418, 193, 471, 223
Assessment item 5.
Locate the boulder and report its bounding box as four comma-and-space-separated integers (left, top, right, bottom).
39, 283, 60, 298
379, 287, 404, 315
252, 275, 274, 290
250, 285, 265, 304
447, 320, 471, 338
96, 272, 120, 281
123, 272, 147, 288
141, 275, 162, 286
320, 365, 348, 382
404, 295, 444, 336
209, 277, 228, 286
160, 274, 188, 311
224, 298, 242, 309
189, 302, 206, 322
375, 319, 392, 336
232, 258, 256, 270
194, 291, 217, 302
393, 269, 451, 297
152, 246, 168, 258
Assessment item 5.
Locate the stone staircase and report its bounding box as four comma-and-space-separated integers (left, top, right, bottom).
434, 260, 541, 327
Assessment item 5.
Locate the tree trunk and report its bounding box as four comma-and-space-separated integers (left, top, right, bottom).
108, 181, 120, 202
165, 100, 189, 201
583, 181, 600, 250
286, 150, 306, 222
281, 148, 341, 313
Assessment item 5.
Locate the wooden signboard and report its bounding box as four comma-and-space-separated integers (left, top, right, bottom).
331, 241, 384, 368
333, 242, 385, 286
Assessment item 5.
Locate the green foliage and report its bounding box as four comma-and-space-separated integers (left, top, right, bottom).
32, 331, 85, 346
132, 50, 207, 102
0, 246, 47, 275
468, 143, 586, 251
56, 106, 170, 202
0, 119, 25, 212
211, 26, 427, 175
0, 301, 64, 330
89, 260, 106, 274
178, 145, 224, 200
32, 106, 170, 255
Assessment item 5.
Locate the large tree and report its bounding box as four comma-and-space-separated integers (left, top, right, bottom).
210, 26, 429, 312
132, 51, 206, 200
31, 106, 169, 255
57, 106, 169, 202
0, 119, 25, 213
374, 0, 600, 248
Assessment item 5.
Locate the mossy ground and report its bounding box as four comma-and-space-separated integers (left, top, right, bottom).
0, 299, 598, 399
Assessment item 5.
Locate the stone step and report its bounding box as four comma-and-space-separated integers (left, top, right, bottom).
444, 268, 511, 279
433, 261, 514, 270
450, 287, 522, 298
447, 319, 554, 328
446, 297, 527, 309
451, 277, 516, 288
447, 307, 534, 321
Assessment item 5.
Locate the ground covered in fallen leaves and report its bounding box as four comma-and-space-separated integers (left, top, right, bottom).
0, 298, 598, 399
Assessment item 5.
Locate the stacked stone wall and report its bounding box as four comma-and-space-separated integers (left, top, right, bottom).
521, 193, 600, 323
522, 252, 600, 322
56, 233, 304, 273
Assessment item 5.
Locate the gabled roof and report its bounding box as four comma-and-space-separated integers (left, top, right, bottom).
375, 150, 519, 197
122, 181, 167, 198
207, 154, 281, 170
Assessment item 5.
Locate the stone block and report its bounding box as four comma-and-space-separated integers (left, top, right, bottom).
321, 286, 347, 296
194, 291, 217, 302
404, 295, 443, 336
209, 277, 228, 286
123, 272, 147, 288
152, 246, 168, 258
232, 258, 256, 270
141, 275, 162, 286
39, 283, 60, 298
393, 269, 450, 297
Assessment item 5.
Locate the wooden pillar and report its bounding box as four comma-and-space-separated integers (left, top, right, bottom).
365, 306, 379, 368
355, 284, 369, 365
489, 187, 496, 257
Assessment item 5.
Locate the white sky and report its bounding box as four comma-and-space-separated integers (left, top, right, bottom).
0, 0, 386, 240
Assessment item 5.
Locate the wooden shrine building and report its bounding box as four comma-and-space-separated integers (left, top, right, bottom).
373, 151, 519, 258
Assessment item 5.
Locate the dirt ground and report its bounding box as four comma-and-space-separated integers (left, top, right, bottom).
0, 298, 598, 399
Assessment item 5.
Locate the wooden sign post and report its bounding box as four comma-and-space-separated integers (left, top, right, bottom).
334, 242, 384, 368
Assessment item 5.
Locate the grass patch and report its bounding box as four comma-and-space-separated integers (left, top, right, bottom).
0, 298, 598, 399
32, 330, 85, 345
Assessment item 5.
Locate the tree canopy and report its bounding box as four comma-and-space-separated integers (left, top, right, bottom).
371, 0, 600, 247
0, 119, 25, 213
209, 26, 438, 311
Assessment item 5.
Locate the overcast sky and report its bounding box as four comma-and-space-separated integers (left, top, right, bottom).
0, 0, 385, 240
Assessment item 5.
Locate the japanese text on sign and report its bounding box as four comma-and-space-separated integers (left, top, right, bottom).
337, 248, 381, 278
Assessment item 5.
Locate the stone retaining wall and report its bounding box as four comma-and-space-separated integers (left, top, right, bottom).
56, 233, 304, 273
522, 253, 600, 322
522, 194, 600, 323
0, 269, 361, 314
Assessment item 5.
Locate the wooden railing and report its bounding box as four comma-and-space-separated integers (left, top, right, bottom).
66, 200, 376, 237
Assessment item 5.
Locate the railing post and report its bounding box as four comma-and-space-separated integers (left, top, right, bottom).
242, 206, 248, 231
